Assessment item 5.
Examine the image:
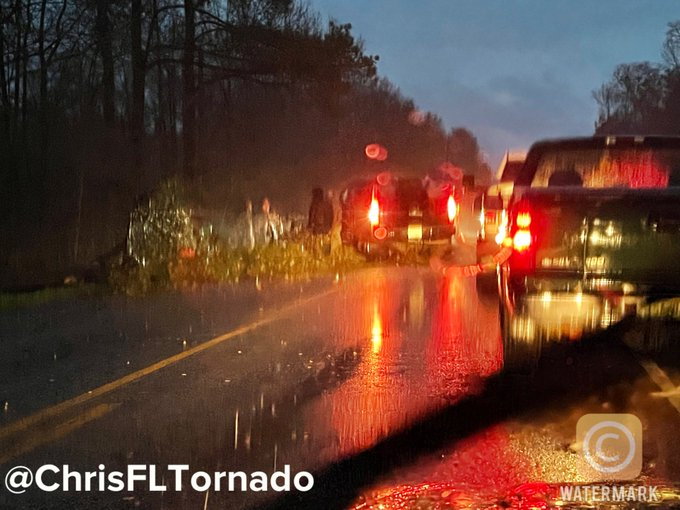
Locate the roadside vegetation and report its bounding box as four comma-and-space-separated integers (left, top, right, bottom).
107, 179, 367, 296
108, 237, 367, 296
0, 284, 102, 310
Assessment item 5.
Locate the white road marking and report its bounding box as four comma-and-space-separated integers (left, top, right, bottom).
638, 358, 680, 415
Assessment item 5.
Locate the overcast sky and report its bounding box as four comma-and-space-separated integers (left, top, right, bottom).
311, 0, 679, 169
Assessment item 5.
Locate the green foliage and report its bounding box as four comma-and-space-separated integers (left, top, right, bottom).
127, 178, 195, 275
108, 262, 155, 296
244, 233, 365, 280
109, 183, 366, 295
112, 237, 365, 295
168, 243, 247, 288
0, 284, 101, 310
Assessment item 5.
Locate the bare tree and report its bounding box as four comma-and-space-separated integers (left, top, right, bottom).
182, 0, 196, 178
95, 0, 114, 124
130, 0, 144, 185
662, 21, 680, 70
0, 2, 10, 145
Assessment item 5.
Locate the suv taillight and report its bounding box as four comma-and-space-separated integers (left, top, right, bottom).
512, 230, 532, 251
447, 195, 457, 223
505, 202, 537, 270
368, 190, 380, 226
512, 211, 532, 251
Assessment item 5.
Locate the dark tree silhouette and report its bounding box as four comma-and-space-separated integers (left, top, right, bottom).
595, 20, 680, 136
0, 0, 486, 288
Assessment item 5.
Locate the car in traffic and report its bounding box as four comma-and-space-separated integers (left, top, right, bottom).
476, 151, 526, 259
498, 136, 680, 370
340, 172, 458, 256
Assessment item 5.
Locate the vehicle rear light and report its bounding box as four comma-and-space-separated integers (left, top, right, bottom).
447, 195, 457, 222
506, 202, 538, 270
512, 230, 532, 251
368, 190, 380, 226
516, 212, 531, 229
513, 211, 533, 251
374, 226, 388, 240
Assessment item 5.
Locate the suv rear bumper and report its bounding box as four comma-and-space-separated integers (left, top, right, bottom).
499, 270, 680, 342
372, 224, 456, 244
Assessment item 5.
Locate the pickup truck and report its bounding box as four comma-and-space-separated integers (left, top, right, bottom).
498, 136, 680, 370
340, 173, 458, 257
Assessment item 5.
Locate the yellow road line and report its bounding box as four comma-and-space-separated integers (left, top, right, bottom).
0, 403, 119, 465
0, 287, 336, 442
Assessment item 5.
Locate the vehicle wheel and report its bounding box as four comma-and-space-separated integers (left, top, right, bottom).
500, 302, 541, 374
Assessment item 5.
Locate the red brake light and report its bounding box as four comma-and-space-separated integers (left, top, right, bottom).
507, 202, 537, 260
447, 195, 457, 222
512, 230, 532, 251
516, 212, 531, 229
368, 191, 380, 226
512, 210, 533, 251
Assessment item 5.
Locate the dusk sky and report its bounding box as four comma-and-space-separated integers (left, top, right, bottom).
312, 0, 679, 169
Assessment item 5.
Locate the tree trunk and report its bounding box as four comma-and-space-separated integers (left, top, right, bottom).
21, 0, 28, 136
19, 0, 29, 194
182, 0, 196, 179
130, 0, 145, 190
168, 63, 178, 171
38, 0, 49, 178
12, 0, 21, 138
152, 0, 163, 134
96, 0, 115, 124
0, 3, 10, 149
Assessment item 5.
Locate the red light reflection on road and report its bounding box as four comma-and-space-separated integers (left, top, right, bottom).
351, 426, 544, 509
322, 274, 429, 457
428, 272, 502, 398
370, 302, 383, 354
301, 269, 502, 466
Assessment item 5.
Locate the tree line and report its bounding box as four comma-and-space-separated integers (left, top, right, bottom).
594, 20, 680, 135
0, 0, 489, 287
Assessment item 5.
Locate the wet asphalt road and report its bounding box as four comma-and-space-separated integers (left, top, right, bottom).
2, 266, 680, 509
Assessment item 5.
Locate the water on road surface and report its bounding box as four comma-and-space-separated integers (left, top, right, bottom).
2, 267, 680, 509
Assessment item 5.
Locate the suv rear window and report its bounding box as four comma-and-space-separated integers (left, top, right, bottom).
517, 139, 680, 189
397, 178, 428, 203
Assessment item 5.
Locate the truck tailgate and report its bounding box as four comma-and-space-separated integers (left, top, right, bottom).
523, 188, 680, 290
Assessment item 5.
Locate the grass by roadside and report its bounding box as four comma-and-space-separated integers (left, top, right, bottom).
0, 238, 370, 306
0, 284, 105, 311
